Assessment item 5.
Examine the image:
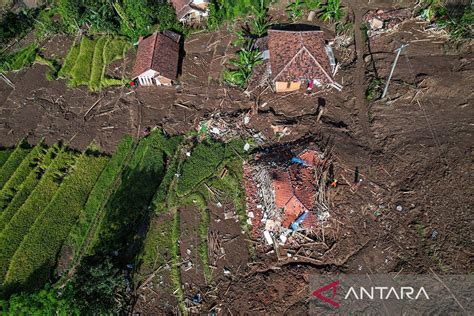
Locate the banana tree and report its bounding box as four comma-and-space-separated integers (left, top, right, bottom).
319, 0, 344, 23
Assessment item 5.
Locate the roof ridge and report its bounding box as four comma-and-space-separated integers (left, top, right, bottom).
149, 32, 160, 73
301, 46, 335, 84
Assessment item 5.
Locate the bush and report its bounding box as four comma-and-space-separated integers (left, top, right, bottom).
0, 140, 31, 190
0, 149, 76, 286
0, 10, 35, 48
0, 143, 47, 212
319, 0, 345, 23
286, 0, 304, 22
0, 44, 38, 73
0, 147, 58, 233
176, 139, 226, 196
58, 0, 80, 33
223, 46, 262, 88
65, 136, 134, 264
3, 153, 108, 292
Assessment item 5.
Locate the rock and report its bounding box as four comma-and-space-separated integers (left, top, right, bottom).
370, 18, 384, 30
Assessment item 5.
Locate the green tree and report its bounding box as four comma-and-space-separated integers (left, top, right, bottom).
286, 0, 304, 22
319, 0, 344, 23
1, 284, 78, 315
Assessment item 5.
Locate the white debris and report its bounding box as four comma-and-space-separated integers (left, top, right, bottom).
247, 211, 254, 218
263, 231, 273, 245
211, 127, 220, 135
369, 18, 384, 30
243, 143, 250, 151
243, 116, 250, 125
186, 152, 191, 157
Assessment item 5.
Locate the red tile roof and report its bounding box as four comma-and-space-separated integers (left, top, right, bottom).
171, 0, 193, 20
298, 150, 318, 166
132, 31, 180, 80
267, 29, 334, 84
282, 196, 306, 227
272, 169, 294, 209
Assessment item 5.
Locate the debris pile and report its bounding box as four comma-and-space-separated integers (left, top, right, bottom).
364, 9, 412, 37
243, 146, 333, 249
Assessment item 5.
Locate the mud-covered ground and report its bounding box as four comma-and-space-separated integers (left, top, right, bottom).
0, 0, 472, 314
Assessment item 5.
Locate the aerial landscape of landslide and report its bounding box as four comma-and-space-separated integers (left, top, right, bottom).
0, 0, 472, 314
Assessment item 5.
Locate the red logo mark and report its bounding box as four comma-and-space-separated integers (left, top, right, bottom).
312, 280, 340, 308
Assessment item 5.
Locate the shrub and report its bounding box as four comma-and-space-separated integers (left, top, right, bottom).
58, 0, 81, 33
223, 46, 262, 88
65, 136, 134, 264
286, 0, 305, 22
0, 143, 47, 212
3, 153, 108, 292
0, 149, 76, 286
0, 140, 31, 190
0, 10, 35, 48
0, 147, 58, 233
176, 139, 226, 196
0, 44, 38, 73
70, 37, 96, 86
319, 0, 345, 23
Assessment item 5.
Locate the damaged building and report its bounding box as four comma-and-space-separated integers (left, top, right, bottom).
244, 148, 332, 247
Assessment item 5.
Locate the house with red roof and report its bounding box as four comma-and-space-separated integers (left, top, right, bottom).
131, 30, 181, 86
249, 26, 341, 93
171, 0, 209, 23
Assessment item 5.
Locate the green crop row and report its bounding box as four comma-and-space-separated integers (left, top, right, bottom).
0, 148, 76, 286
0, 142, 48, 212
0, 146, 58, 233
70, 36, 96, 86
3, 153, 108, 292
58, 41, 79, 78
65, 136, 134, 265
91, 132, 168, 254
0, 141, 31, 190
0, 150, 13, 168
89, 36, 108, 91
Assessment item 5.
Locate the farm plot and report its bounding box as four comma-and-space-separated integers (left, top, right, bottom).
58, 36, 131, 91
3, 152, 108, 292
0, 142, 48, 211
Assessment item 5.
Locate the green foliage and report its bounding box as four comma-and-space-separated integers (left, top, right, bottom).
35, 7, 64, 40
1, 284, 78, 315
65, 136, 134, 266
34, 54, 61, 80
58, 0, 80, 33
433, 5, 473, 41
286, 0, 305, 22
249, 1, 271, 37
223, 46, 262, 88
0, 147, 57, 233
319, 0, 344, 23
0, 148, 76, 287
0, 44, 38, 73
81, 0, 119, 34
67, 255, 125, 314
0, 10, 35, 49
305, 0, 321, 11
176, 139, 226, 196
366, 78, 383, 101
4, 153, 108, 292
0, 143, 47, 212
0, 140, 31, 190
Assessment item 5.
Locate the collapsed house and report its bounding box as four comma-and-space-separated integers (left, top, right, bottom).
244, 148, 332, 247
248, 25, 342, 93
171, 0, 210, 23
131, 30, 181, 86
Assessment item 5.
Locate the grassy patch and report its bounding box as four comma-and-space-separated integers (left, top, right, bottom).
366, 78, 383, 101
70, 37, 96, 86
0, 150, 13, 168
58, 41, 80, 78
89, 37, 108, 91
3, 153, 108, 293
